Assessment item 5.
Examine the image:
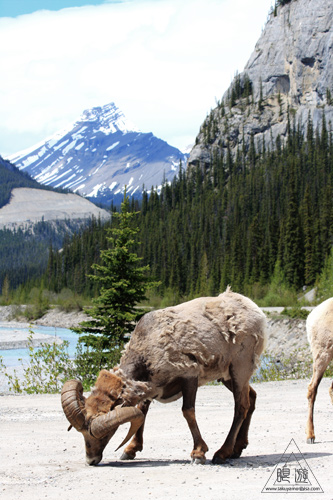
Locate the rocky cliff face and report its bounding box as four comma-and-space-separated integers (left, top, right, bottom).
189, 0, 333, 168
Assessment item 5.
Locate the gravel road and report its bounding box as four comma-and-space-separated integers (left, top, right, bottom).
1, 380, 332, 500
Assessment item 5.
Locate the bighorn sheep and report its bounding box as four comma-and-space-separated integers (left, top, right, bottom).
306, 297, 333, 443
61, 288, 267, 465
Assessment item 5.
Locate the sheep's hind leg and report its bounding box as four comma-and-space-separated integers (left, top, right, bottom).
222, 379, 256, 458
329, 380, 333, 405
306, 359, 327, 444
120, 400, 151, 460
212, 370, 251, 464
181, 377, 208, 464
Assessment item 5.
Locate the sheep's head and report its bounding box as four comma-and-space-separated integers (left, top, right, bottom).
61, 370, 144, 465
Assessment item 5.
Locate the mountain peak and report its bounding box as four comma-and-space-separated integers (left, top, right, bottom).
80, 102, 140, 135
8, 102, 187, 206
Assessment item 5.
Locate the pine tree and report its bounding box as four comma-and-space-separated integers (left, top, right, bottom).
302, 185, 315, 285
283, 164, 303, 288
74, 190, 159, 363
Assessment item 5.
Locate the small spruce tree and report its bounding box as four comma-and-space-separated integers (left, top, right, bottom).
73, 190, 159, 367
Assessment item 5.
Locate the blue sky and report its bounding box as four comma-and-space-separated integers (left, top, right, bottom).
0, 1, 109, 17
0, 0, 274, 157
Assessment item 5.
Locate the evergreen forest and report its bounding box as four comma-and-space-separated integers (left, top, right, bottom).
44, 115, 333, 302
0, 219, 100, 297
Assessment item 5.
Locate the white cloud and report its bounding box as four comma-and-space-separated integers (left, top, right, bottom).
0, 0, 274, 156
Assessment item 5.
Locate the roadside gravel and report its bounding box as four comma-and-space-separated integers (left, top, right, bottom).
0, 380, 332, 500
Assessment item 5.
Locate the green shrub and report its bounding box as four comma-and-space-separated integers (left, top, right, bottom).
255, 261, 298, 307
281, 306, 310, 320
55, 288, 87, 312
315, 247, 333, 302
23, 287, 50, 320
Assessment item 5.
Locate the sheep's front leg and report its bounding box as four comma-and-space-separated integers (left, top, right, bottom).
120, 400, 151, 460
181, 377, 208, 464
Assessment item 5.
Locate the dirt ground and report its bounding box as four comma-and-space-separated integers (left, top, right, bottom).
1, 379, 332, 500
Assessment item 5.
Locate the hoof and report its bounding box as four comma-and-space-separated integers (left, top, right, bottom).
212, 454, 226, 465
231, 442, 247, 459
306, 437, 315, 444
120, 451, 135, 460
192, 456, 206, 465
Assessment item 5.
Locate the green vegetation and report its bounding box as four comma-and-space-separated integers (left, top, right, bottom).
281, 306, 310, 320
316, 247, 333, 301
229, 73, 253, 108
44, 216, 107, 297
0, 219, 100, 297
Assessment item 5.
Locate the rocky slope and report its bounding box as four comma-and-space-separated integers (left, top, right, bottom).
0, 187, 110, 230
189, 0, 333, 168
8, 102, 187, 207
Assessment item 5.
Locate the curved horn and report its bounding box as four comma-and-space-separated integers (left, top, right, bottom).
90, 406, 144, 448
61, 380, 86, 432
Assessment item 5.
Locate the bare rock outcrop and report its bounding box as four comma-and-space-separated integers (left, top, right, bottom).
189, 0, 333, 168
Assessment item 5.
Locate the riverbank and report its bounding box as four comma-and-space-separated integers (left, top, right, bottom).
0, 305, 88, 329
0, 322, 63, 350
0, 306, 87, 350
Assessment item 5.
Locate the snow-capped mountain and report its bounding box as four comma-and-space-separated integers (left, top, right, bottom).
8, 103, 187, 206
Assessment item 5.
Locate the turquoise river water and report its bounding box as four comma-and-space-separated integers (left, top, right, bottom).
0, 324, 78, 367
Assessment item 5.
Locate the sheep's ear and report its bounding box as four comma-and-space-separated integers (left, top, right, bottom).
95, 370, 124, 399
